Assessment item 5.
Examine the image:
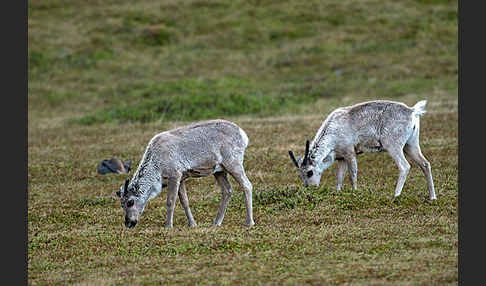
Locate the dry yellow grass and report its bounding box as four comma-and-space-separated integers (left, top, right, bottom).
28, 93, 457, 285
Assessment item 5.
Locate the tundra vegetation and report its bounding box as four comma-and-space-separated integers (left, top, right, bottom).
28, 0, 457, 285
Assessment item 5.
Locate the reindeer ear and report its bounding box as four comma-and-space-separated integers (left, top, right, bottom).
116, 190, 121, 197
124, 160, 132, 173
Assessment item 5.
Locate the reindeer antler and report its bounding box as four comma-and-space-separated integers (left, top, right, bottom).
288, 151, 299, 168
302, 140, 310, 166
123, 178, 130, 197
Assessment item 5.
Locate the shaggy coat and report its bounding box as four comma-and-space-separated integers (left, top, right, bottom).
289, 100, 436, 200
117, 119, 254, 228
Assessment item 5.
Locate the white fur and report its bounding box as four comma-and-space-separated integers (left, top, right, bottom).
289, 100, 436, 200
118, 119, 255, 228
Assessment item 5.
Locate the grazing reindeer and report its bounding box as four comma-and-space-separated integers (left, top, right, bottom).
116, 119, 254, 228
288, 100, 436, 200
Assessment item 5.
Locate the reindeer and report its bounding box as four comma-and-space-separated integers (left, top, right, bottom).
116, 119, 255, 228
288, 100, 437, 200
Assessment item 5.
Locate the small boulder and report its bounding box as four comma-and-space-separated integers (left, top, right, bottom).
97, 157, 132, 175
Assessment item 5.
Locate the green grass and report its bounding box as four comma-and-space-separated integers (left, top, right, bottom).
71, 77, 325, 125
28, 0, 457, 284
28, 0, 457, 120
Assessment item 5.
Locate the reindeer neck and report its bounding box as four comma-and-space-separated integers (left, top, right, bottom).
308, 108, 345, 163
130, 158, 161, 205
309, 130, 335, 164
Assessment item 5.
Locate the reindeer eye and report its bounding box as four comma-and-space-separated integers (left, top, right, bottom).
307, 170, 313, 177
127, 199, 134, 207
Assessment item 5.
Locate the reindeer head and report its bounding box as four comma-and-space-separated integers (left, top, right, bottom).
116, 178, 143, 228
288, 140, 334, 187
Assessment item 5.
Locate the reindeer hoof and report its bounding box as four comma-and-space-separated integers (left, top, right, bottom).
212, 219, 222, 226
244, 221, 255, 227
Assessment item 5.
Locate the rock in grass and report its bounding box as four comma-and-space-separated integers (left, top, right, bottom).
97, 157, 132, 175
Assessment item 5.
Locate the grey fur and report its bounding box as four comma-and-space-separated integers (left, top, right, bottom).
288, 100, 436, 200
116, 119, 255, 228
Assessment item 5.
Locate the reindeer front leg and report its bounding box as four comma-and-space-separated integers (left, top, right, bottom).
165, 174, 181, 228
343, 153, 358, 190
178, 180, 197, 227
335, 159, 348, 191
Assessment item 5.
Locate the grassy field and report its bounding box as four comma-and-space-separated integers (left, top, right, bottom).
28, 0, 458, 285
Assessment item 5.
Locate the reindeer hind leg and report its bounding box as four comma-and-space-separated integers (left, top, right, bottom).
212, 171, 233, 226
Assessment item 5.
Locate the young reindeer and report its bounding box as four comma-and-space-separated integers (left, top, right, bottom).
288, 100, 437, 200
116, 119, 255, 229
